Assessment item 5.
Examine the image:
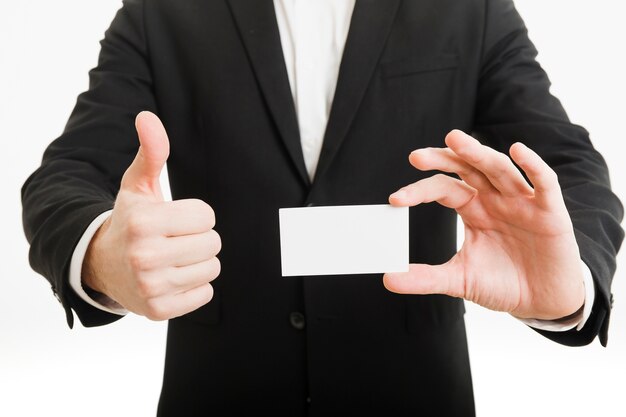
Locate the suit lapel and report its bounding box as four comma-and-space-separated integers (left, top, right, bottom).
227, 0, 310, 186
313, 0, 402, 183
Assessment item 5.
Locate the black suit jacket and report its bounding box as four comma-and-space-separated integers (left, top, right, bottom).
22, 0, 624, 415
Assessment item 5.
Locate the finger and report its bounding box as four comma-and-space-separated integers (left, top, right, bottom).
383, 262, 464, 298
445, 130, 534, 196
509, 142, 563, 208
121, 111, 170, 199
389, 174, 477, 209
171, 283, 215, 318
142, 257, 220, 297
409, 147, 495, 192
153, 198, 216, 236
154, 230, 222, 268
169, 257, 222, 293
144, 283, 214, 321
135, 256, 220, 298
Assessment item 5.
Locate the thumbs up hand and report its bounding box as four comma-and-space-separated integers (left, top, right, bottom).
82, 111, 221, 321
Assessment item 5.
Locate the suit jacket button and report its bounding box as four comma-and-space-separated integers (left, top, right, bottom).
290, 312, 306, 330
306, 203, 314, 207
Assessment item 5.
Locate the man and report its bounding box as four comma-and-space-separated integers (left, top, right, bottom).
21, 0, 623, 415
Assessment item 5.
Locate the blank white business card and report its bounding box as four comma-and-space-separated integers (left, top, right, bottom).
279, 204, 409, 277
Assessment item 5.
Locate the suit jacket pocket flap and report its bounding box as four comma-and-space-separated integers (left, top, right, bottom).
381, 53, 459, 78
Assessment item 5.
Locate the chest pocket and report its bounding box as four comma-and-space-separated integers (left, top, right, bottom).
380, 53, 459, 79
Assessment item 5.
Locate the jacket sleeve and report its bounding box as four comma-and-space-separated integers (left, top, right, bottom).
472, 0, 624, 346
21, 0, 156, 328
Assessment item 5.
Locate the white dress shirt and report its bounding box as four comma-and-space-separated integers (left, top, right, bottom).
69, 0, 594, 332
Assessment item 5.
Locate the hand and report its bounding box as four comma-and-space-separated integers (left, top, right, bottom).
384, 130, 585, 320
82, 111, 221, 321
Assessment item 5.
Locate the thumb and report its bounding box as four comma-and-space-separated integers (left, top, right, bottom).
383, 262, 464, 298
121, 111, 170, 199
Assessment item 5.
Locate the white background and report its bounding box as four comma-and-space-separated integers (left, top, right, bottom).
1, 1, 624, 415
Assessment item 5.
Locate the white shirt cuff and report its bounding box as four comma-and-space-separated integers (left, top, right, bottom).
518, 259, 594, 332
69, 210, 128, 316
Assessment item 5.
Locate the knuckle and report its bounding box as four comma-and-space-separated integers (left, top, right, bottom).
188, 198, 206, 211
128, 251, 145, 271
144, 299, 169, 321
135, 275, 157, 299
202, 284, 215, 304
546, 169, 559, 183
466, 150, 483, 165
493, 154, 510, 174
188, 199, 216, 229
207, 257, 221, 280
495, 152, 509, 163
432, 173, 450, 183
128, 247, 156, 271
126, 212, 150, 237
210, 230, 222, 255
203, 204, 216, 228
483, 154, 506, 177
454, 164, 469, 176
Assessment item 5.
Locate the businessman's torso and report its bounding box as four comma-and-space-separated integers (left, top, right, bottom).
123, 0, 483, 414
